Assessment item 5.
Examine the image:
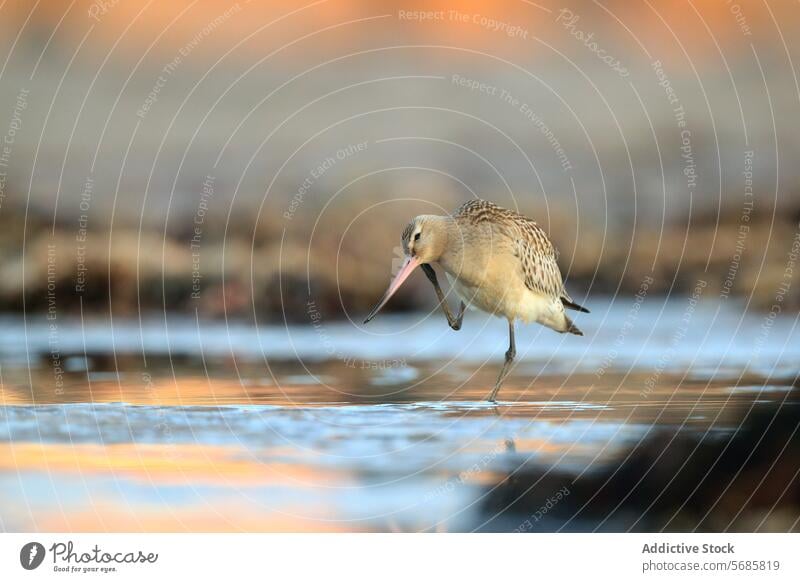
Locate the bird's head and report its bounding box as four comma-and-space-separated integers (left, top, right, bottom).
363, 214, 449, 323
401, 215, 448, 264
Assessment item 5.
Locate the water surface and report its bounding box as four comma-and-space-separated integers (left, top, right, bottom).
1, 299, 798, 531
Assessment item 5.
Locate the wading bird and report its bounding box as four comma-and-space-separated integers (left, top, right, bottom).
363, 199, 588, 402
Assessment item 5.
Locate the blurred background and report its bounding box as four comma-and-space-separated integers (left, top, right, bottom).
0, 0, 798, 320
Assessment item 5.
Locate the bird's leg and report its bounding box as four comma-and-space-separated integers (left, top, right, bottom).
420, 264, 465, 330
488, 320, 515, 402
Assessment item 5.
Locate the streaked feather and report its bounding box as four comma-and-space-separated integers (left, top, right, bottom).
453, 199, 577, 305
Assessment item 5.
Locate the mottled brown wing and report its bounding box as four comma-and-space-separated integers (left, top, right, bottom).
454, 199, 568, 301
453, 199, 506, 224
511, 220, 566, 301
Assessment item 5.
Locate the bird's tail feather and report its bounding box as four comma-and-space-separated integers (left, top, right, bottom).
561, 297, 590, 313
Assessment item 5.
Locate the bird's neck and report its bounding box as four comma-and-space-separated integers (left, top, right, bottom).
435, 216, 463, 273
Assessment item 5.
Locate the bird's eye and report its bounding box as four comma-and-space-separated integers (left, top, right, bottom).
414, 232, 421, 241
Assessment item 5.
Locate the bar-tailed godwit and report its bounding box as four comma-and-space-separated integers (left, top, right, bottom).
364, 199, 588, 402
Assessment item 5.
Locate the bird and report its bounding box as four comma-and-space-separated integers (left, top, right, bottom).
363, 198, 588, 402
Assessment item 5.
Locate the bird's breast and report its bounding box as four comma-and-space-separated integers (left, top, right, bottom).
439, 251, 526, 319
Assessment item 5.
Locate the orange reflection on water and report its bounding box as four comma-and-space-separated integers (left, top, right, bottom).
31, 501, 353, 533
1, 376, 348, 406
0, 442, 348, 488
0, 442, 361, 531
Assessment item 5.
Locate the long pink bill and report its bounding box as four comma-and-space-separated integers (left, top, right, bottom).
363, 256, 421, 323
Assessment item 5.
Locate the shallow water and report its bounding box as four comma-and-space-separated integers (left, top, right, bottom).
1, 299, 798, 531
